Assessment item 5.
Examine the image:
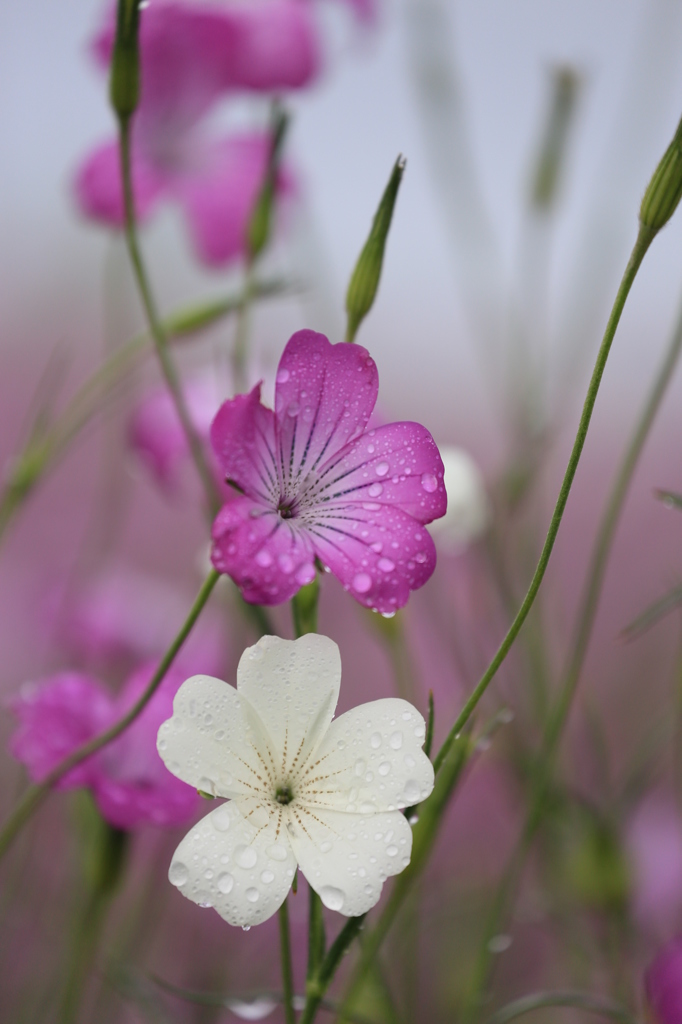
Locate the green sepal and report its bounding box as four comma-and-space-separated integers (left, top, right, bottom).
110, 0, 143, 122
640, 114, 682, 232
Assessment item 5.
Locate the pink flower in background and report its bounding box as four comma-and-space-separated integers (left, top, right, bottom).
44, 565, 226, 677
627, 793, 682, 934
209, 330, 447, 611
646, 937, 682, 1024
74, 0, 311, 264
10, 663, 200, 830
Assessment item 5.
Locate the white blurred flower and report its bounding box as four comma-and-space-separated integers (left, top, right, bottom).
157, 634, 434, 926
430, 445, 490, 551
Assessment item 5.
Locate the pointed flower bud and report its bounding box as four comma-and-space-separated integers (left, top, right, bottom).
640, 115, 682, 233
345, 155, 405, 343
247, 106, 289, 261
109, 0, 143, 123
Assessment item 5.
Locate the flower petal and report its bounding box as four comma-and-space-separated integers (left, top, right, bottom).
211, 386, 279, 503
227, 0, 321, 90
211, 496, 316, 606
308, 503, 438, 612
274, 332, 379, 491
307, 421, 447, 523
288, 806, 413, 916
302, 698, 434, 813
157, 674, 266, 800
73, 139, 166, 228
172, 133, 295, 267
168, 801, 297, 927
9, 673, 112, 790
237, 635, 341, 771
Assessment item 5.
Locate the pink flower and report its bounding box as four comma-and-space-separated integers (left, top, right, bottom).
627, 793, 682, 934
646, 937, 682, 1024
74, 0, 312, 265
209, 330, 447, 611
10, 664, 200, 830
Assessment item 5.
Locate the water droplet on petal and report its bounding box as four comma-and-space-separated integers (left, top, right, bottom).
287, 401, 300, 417
246, 887, 260, 903
255, 549, 273, 568
276, 368, 290, 384
421, 473, 438, 493
386, 845, 398, 857
389, 731, 403, 749
169, 861, 189, 887
368, 483, 383, 498
261, 870, 275, 884
370, 732, 382, 749
378, 762, 391, 776
218, 872, 234, 894
320, 840, 333, 854
266, 843, 289, 862
378, 557, 395, 573
355, 758, 366, 776
235, 846, 258, 869
352, 572, 372, 594
403, 780, 421, 803
212, 805, 232, 831
319, 886, 345, 911
376, 462, 389, 477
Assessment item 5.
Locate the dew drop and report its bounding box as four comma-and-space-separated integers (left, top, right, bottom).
246, 887, 260, 903
370, 732, 382, 749
368, 483, 383, 498
420, 473, 438, 493
320, 840, 333, 854
242, 925, 251, 932
376, 462, 389, 477
389, 731, 403, 749
403, 780, 421, 803
488, 934, 513, 954
255, 549, 273, 568
261, 870, 275, 884
386, 845, 398, 857
278, 554, 295, 574
235, 845, 258, 869
217, 872, 234, 894
169, 861, 189, 887
319, 886, 345, 911
287, 401, 300, 417
276, 368, 290, 384
378, 557, 395, 573
378, 762, 391, 776
267, 843, 289, 862
352, 572, 372, 594
212, 805, 232, 832
355, 758, 366, 777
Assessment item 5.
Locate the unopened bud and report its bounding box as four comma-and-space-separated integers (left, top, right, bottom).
640, 115, 682, 232
345, 155, 405, 343
247, 106, 289, 261
109, 0, 143, 122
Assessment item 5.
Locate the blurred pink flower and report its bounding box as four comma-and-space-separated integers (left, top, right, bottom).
44, 565, 226, 677
646, 936, 682, 1024
10, 663, 200, 830
128, 370, 226, 493
74, 0, 310, 264
627, 793, 682, 934
209, 329, 447, 611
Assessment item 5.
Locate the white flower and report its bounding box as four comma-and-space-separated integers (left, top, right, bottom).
429, 446, 489, 551
157, 633, 434, 926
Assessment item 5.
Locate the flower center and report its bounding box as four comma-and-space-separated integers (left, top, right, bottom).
277, 499, 298, 520
275, 784, 294, 806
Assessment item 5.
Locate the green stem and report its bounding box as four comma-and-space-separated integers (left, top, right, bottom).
433, 223, 655, 775
0, 569, 220, 861
292, 578, 320, 638
118, 116, 221, 516
300, 916, 367, 1024
278, 899, 296, 1024
232, 262, 255, 394
484, 989, 638, 1024
307, 884, 326, 983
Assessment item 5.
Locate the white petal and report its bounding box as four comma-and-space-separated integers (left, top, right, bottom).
299, 698, 434, 813
288, 806, 413, 917
157, 675, 274, 800
236, 634, 340, 774
168, 801, 297, 927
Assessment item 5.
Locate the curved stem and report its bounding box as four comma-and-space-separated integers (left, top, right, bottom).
118, 117, 221, 516
0, 569, 220, 861
433, 223, 655, 774
278, 899, 296, 1024
485, 989, 638, 1024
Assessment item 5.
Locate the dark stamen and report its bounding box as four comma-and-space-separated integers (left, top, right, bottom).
275, 784, 293, 805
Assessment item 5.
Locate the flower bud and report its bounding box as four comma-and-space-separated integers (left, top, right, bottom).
109, 0, 143, 123
247, 106, 289, 261
640, 115, 682, 233
645, 937, 682, 1024
345, 155, 406, 343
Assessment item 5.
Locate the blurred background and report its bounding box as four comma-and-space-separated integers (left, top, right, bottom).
4, 0, 682, 1021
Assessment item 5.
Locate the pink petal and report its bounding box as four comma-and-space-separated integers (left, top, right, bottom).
9, 673, 113, 790
307, 421, 447, 524
310, 503, 437, 613
226, 0, 321, 90
274, 331, 379, 488
73, 138, 166, 228
210, 386, 279, 502
172, 133, 295, 266
94, 663, 200, 829
211, 495, 316, 605
646, 938, 682, 1024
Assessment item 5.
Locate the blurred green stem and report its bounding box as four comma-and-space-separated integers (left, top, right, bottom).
433, 222, 655, 776
278, 899, 296, 1024
118, 117, 221, 516
0, 569, 220, 862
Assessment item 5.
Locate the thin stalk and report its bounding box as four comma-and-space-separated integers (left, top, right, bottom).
118, 117, 221, 515
484, 989, 638, 1024
278, 899, 296, 1024
433, 223, 655, 775
232, 262, 256, 394
460, 233, 682, 1023
0, 569, 220, 861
